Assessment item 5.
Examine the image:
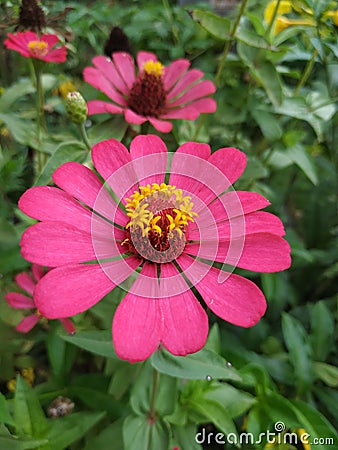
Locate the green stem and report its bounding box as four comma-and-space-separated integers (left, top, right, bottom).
294, 49, 318, 96
149, 368, 159, 421
162, 0, 179, 44
214, 0, 249, 87
79, 122, 92, 152
32, 60, 47, 172
140, 121, 150, 135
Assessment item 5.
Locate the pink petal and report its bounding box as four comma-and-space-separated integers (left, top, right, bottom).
83, 67, 126, 106
52, 162, 125, 225
92, 139, 137, 200
59, 318, 76, 335
15, 272, 36, 295
92, 55, 130, 95
169, 80, 216, 107
164, 59, 191, 91
136, 51, 157, 70
112, 52, 136, 90
43, 47, 67, 63
34, 264, 115, 318
177, 254, 267, 327
21, 222, 97, 267
112, 263, 162, 362
161, 105, 201, 120
87, 100, 123, 115
167, 69, 204, 100
185, 233, 291, 273
130, 135, 168, 185
175, 141, 211, 160
148, 117, 172, 133
5, 292, 35, 309
16, 314, 40, 333
41, 34, 59, 47
206, 191, 270, 220
160, 264, 208, 356
32, 264, 45, 282
188, 97, 217, 113
4, 32, 37, 57
208, 147, 247, 186
124, 109, 147, 125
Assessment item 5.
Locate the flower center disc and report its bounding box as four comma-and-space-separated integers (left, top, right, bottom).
122, 183, 197, 263
127, 60, 166, 117
27, 40, 49, 57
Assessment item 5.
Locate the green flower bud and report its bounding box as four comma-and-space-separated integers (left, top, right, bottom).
65, 92, 88, 124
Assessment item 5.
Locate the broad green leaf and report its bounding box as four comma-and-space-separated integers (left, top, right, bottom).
14, 376, 48, 438
204, 383, 256, 418
172, 423, 202, 450
46, 322, 77, 381
281, 313, 314, 395
236, 26, 274, 50
189, 397, 237, 437
0, 392, 14, 426
262, 392, 300, 427
151, 348, 241, 381
60, 330, 118, 359
314, 387, 338, 420
0, 113, 36, 147
130, 361, 176, 417
123, 414, 169, 450
0, 436, 49, 450
289, 400, 337, 450
109, 363, 140, 400
191, 9, 231, 41
0, 80, 35, 112
251, 109, 283, 141
69, 386, 125, 418
286, 145, 318, 185
48, 411, 105, 450
34, 141, 88, 186
314, 362, 338, 387
310, 301, 335, 361
83, 419, 124, 450
88, 116, 128, 143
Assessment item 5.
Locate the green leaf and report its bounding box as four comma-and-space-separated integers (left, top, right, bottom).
0, 80, 35, 112
281, 313, 314, 395
204, 383, 256, 418
48, 411, 105, 450
88, 116, 128, 144
262, 392, 300, 427
251, 108, 283, 141
46, 322, 76, 381
34, 141, 88, 186
0, 436, 49, 450
0, 393, 14, 426
310, 301, 335, 361
191, 9, 231, 41
151, 348, 241, 381
14, 376, 48, 438
236, 26, 274, 50
172, 424, 202, 450
289, 400, 337, 450
60, 330, 118, 359
69, 386, 125, 418
83, 419, 124, 450
314, 362, 338, 387
0, 113, 36, 147
286, 145, 318, 185
189, 397, 237, 437
123, 414, 169, 450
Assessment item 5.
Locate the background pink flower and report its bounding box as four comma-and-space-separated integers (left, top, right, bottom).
84, 51, 216, 132
18, 135, 291, 362
4, 31, 67, 63
5, 264, 75, 334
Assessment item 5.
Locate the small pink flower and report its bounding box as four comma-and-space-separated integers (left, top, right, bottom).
18, 136, 291, 362
5, 264, 75, 334
4, 31, 67, 63
83, 51, 216, 133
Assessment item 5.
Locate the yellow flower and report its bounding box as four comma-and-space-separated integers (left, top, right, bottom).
54, 80, 78, 99
264, 0, 292, 24
274, 16, 315, 34
324, 10, 338, 26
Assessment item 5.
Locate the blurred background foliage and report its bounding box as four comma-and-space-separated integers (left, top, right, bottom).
0, 0, 337, 449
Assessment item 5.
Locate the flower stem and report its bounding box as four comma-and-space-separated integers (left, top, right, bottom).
265, 0, 282, 40
32, 60, 47, 172
148, 368, 159, 421
162, 0, 179, 44
79, 122, 92, 152
214, 0, 249, 87
294, 49, 318, 96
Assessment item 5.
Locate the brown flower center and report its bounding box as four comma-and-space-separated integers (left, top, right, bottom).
127, 60, 166, 117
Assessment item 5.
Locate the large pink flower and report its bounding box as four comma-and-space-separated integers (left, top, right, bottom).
18, 135, 291, 362
5, 264, 75, 334
4, 31, 67, 63
83, 51, 216, 133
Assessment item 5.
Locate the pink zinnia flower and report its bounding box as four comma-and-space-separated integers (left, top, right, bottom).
18, 135, 291, 362
5, 264, 75, 334
83, 51, 216, 133
4, 31, 67, 63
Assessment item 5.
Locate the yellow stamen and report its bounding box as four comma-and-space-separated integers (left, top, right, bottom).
27, 40, 49, 56
142, 60, 164, 77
